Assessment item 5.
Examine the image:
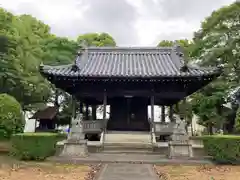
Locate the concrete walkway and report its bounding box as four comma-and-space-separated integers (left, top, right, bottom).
97, 163, 158, 180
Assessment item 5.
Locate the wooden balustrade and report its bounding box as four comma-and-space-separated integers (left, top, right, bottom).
153, 122, 177, 136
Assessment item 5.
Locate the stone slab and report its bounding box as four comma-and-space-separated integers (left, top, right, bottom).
60, 142, 88, 157
97, 163, 158, 180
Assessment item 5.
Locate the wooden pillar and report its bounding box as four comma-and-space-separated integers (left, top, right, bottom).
183, 98, 188, 134
86, 104, 89, 120
169, 105, 173, 121
161, 106, 165, 122
80, 102, 83, 114
151, 96, 155, 123
150, 95, 155, 133
54, 89, 60, 107
103, 91, 107, 121
72, 96, 76, 118
183, 98, 187, 120
92, 105, 97, 120
103, 91, 107, 131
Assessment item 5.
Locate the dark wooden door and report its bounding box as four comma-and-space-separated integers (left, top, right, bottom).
128, 97, 149, 131
107, 97, 149, 131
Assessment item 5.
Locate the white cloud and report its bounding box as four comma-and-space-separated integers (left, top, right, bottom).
0, 0, 236, 46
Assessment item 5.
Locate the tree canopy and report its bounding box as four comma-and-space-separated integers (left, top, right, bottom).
77, 33, 116, 47
0, 9, 52, 109
156, 2, 240, 134
189, 2, 240, 133
0, 8, 117, 126
157, 39, 193, 61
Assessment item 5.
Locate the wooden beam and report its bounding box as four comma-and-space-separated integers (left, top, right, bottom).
77, 91, 186, 99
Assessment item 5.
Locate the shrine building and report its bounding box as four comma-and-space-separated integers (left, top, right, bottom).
40, 45, 221, 135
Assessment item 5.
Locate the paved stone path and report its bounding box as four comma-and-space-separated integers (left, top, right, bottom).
97, 163, 158, 180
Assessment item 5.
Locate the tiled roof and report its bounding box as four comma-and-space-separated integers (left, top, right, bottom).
30, 106, 58, 120
40, 46, 220, 78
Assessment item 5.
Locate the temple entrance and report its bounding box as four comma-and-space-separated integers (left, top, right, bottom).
107, 97, 150, 131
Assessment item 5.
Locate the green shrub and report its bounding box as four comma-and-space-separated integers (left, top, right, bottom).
201, 135, 240, 164
11, 133, 59, 161
0, 129, 8, 141
0, 94, 24, 139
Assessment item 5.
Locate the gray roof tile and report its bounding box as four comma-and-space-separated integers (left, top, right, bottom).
41, 47, 220, 78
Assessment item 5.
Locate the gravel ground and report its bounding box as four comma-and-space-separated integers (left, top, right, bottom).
154, 164, 240, 180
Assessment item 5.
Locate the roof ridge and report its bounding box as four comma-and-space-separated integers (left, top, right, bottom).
87, 46, 173, 51
187, 64, 218, 72
40, 64, 73, 69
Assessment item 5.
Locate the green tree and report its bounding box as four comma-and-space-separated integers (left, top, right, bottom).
0, 94, 24, 138
191, 85, 227, 134
43, 36, 78, 65
0, 8, 51, 110
158, 39, 193, 61
158, 39, 191, 48
41, 36, 78, 125
0, 8, 118, 127
77, 33, 116, 47
190, 2, 240, 133
174, 99, 194, 135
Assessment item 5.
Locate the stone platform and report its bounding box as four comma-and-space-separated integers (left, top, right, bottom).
49, 153, 213, 165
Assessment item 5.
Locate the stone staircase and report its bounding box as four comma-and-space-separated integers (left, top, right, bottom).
102, 131, 154, 154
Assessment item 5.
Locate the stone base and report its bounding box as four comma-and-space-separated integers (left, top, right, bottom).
60, 140, 88, 157
168, 141, 193, 158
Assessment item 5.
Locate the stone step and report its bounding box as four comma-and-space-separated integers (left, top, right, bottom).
104, 131, 151, 143
101, 149, 155, 154
102, 141, 154, 154
104, 142, 152, 148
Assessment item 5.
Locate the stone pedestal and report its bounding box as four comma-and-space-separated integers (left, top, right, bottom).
168, 141, 193, 158
168, 119, 193, 158
59, 114, 88, 157
60, 140, 88, 157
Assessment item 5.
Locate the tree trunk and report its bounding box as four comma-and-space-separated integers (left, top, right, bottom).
208, 124, 213, 135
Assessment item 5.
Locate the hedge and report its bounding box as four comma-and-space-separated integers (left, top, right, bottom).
10, 133, 59, 161
201, 135, 240, 164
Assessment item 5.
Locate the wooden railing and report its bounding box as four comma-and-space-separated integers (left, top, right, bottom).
82, 120, 105, 134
